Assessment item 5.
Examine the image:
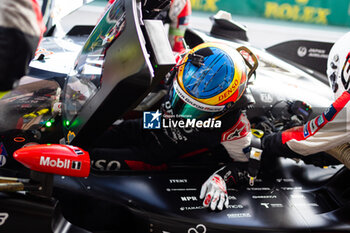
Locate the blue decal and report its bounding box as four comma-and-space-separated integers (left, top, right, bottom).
324, 105, 337, 121
317, 115, 325, 126
0, 142, 8, 167
310, 119, 318, 134
303, 124, 310, 138
143, 110, 161, 129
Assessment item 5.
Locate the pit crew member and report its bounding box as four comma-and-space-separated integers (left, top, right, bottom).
106, 0, 191, 52
262, 32, 350, 168
0, 0, 45, 92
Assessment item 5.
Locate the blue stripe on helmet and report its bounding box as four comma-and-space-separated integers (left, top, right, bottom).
181, 47, 235, 99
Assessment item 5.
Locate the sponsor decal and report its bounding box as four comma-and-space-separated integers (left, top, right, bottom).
261, 203, 270, 208
0, 143, 8, 167
307, 48, 328, 58
221, 115, 249, 141
40, 156, 81, 170
264, 1, 331, 25
271, 203, 284, 208
218, 79, 239, 102
303, 124, 310, 138
324, 105, 337, 121
261, 203, 284, 208
260, 93, 274, 103
281, 186, 302, 191
309, 118, 318, 134
228, 204, 244, 209
250, 148, 263, 161
246, 187, 271, 191
317, 115, 325, 126
276, 178, 295, 183
296, 46, 328, 58
188, 224, 207, 233
297, 47, 307, 57
92, 160, 121, 171
143, 110, 162, 129
0, 213, 8, 226
181, 196, 198, 201
252, 195, 277, 199
228, 196, 237, 200
169, 179, 188, 183
191, 0, 219, 12
180, 206, 205, 211
227, 213, 252, 218
166, 188, 197, 192
293, 203, 319, 207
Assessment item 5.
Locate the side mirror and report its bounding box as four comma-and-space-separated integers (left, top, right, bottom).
13, 144, 90, 177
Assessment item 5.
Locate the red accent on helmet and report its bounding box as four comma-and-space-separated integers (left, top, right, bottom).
13, 144, 90, 177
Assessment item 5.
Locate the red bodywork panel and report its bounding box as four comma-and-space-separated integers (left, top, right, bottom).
13, 144, 90, 177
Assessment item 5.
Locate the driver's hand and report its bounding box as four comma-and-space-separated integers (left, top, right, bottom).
200, 174, 229, 211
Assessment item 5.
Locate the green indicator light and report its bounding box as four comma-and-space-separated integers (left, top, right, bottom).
50, 118, 55, 123
155, 65, 158, 68
65, 120, 70, 126
45, 121, 52, 127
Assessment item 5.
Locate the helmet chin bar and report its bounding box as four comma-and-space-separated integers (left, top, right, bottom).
236, 46, 259, 81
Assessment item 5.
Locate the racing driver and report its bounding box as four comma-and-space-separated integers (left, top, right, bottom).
92, 42, 259, 211
262, 32, 350, 169
0, 0, 45, 93
106, 0, 191, 52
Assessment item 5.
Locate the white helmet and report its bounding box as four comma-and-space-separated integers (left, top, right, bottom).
327, 32, 350, 99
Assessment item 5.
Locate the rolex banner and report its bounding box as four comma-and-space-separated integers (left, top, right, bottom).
190, 0, 350, 27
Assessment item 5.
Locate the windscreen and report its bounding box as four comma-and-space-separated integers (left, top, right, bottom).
0, 79, 60, 132
63, 0, 126, 123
